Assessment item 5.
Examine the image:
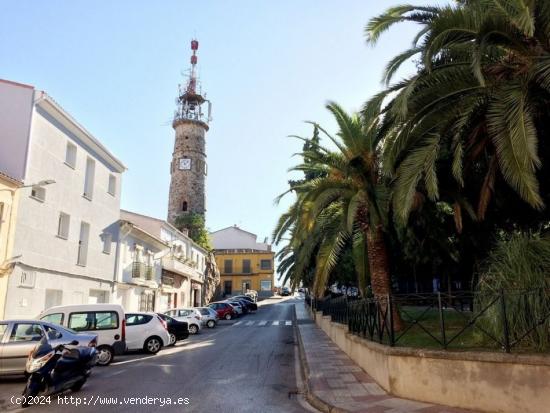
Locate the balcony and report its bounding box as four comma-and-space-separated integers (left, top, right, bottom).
162, 255, 204, 283
132, 262, 153, 281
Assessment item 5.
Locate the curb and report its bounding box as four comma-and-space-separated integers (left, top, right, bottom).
293, 304, 348, 413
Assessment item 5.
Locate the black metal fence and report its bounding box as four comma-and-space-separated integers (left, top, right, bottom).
307, 289, 550, 353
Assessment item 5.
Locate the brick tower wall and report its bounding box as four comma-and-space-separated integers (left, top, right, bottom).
167, 119, 207, 225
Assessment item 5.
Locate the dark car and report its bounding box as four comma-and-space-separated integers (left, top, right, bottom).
281, 287, 291, 296
232, 296, 258, 311
157, 313, 189, 346
231, 297, 257, 312
208, 302, 237, 320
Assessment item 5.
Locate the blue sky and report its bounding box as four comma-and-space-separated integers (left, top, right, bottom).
1, 0, 442, 273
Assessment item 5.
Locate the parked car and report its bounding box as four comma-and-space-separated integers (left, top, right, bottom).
208, 302, 237, 320
226, 301, 244, 315
164, 308, 202, 334
39, 304, 126, 366
232, 298, 257, 312
0, 320, 97, 376
156, 313, 189, 345
195, 307, 218, 328
298, 288, 305, 293
124, 313, 170, 354
281, 287, 291, 296
232, 296, 258, 311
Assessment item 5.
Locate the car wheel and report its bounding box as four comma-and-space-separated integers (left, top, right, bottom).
189, 324, 199, 334
144, 337, 162, 354
207, 320, 215, 328
224, 313, 232, 320
96, 346, 114, 366
169, 333, 177, 346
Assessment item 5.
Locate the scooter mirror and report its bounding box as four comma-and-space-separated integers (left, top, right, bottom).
68, 340, 79, 346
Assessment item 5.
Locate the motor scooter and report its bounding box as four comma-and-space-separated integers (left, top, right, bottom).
21, 331, 97, 407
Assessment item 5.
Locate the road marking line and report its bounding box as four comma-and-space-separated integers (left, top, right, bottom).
285, 320, 292, 326
272, 321, 279, 325
245, 321, 254, 326
233, 321, 242, 326
258, 321, 267, 326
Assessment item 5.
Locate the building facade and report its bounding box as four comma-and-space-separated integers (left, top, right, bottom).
211, 226, 274, 298
0, 172, 22, 319
112, 219, 170, 313
120, 210, 207, 309
0, 79, 126, 319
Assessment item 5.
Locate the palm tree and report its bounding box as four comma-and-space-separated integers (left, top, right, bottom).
364, 0, 550, 226
274, 103, 401, 328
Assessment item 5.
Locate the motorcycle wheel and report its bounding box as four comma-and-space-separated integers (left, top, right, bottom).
21, 377, 40, 408
71, 378, 87, 392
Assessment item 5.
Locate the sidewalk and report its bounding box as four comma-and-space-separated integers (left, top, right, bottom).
295, 303, 474, 413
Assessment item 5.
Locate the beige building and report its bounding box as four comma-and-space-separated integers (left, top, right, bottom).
0, 172, 22, 318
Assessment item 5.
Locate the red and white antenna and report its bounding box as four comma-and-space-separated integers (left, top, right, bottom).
187, 39, 199, 95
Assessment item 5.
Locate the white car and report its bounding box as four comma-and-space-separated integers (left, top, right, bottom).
125, 312, 170, 354
226, 301, 243, 315
195, 307, 218, 328
164, 308, 202, 334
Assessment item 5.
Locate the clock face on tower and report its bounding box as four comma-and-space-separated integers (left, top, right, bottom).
179, 158, 191, 170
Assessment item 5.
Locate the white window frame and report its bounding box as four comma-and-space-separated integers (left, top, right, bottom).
19, 270, 36, 288
65, 142, 77, 169
108, 174, 116, 196
77, 221, 90, 266
102, 232, 112, 254
83, 157, 95, 200
57, 212, 70, 240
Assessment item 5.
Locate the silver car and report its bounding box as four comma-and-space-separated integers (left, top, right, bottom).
195, 307, 218, 328
0, 320, 97, 376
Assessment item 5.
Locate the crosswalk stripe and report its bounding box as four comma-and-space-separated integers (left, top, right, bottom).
285, 320, 292, 326
245, 321, 254, 326
272, 321, 279, 326
233, 321, 242, 326
258, 321, 267, 326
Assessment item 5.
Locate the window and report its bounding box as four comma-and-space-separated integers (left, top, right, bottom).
0, 323, 7, 338
57, 212, 70, 239
41, 313, 64, 325
242, 259, 251, 273
65, 142, 77, 168
45, 289, 63, 309
19, 270, 35, 288
9, 323, 44, 342
68, 311, 119, 331
77, 222, 90, 266
223, 280, 232, 295
260, 280, 272, 291
108, 174, 116, 196
224, 259, 233, 274
260, 259, 272, 270
125, 314, 152, 326
30, 186, 46, 202
102, 233, 112, 254
83, 157, 95, 199
182, 201, 188, 212
139, 291, 155, 312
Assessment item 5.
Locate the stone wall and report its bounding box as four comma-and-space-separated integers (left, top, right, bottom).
315, 311, 550, 413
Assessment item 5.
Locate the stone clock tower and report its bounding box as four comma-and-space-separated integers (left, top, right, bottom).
168, 40, 212, 226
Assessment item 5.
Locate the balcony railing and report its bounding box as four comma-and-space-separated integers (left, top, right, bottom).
132, 262, 153, 281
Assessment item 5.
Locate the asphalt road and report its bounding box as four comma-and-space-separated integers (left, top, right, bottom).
0, 296, 316, 413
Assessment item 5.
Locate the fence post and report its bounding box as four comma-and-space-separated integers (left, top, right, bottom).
437, 292, 447, 349
388, 294, 395, 346
500, 289, 511, 353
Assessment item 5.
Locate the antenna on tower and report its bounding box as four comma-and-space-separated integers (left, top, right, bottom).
173, 39, 212, 126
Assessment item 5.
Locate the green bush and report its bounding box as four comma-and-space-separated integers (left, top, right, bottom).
475, 233, 550, 351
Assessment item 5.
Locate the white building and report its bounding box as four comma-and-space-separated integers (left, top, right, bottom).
113, 218, 170, 312
0, 79, 126, 318
119, 210, 207, 309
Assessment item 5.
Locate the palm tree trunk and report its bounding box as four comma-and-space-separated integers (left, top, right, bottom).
366, 225, 403, 331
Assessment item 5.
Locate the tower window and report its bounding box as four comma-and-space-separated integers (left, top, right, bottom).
182, 201, 188, 212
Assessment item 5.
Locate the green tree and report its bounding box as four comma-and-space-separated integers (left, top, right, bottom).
365, 0, 550, 228
174, 213, 212, 251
